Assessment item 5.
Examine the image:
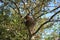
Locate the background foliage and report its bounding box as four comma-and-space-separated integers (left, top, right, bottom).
0, 0, 60, 40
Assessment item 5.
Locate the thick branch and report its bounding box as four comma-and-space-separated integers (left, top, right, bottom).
22, 1, 32, 39
32, 11, 60, 36
32, 21, 49, 36
26, 26, 32, 40
49, 11, 60, 21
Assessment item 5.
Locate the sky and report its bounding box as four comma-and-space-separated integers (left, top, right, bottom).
45, 0, 60, 18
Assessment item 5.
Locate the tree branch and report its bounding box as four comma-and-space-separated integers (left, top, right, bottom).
36, 6, 60, 19
10, 1, 22, 17
50, 19, 60, 22
49, 11, 60, 21
26, 26, 32, 40
32, 20, 49, 36
32, 11, 60, 36
22, 0, 31, 17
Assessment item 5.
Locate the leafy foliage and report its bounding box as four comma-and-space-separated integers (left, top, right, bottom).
0, 0, 60, 40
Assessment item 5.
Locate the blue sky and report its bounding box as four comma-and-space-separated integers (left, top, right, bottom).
42, 0, 60, 18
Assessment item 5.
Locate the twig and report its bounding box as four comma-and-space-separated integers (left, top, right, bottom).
10, 1, 22, 17
50, 19, 60, 22
36, 6, 60, 19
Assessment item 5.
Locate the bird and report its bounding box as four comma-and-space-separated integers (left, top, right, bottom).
24, 14, 36, 34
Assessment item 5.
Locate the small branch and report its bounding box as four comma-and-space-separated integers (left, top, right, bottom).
22, 0, 31, 16
46, 6, 58, 7
49, 6, 60, 13
50, 19, 60, 22
32, 11, 60, 36
10, 1, 22, 17
36, 6, 60, 19
9, 5, 18, 13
